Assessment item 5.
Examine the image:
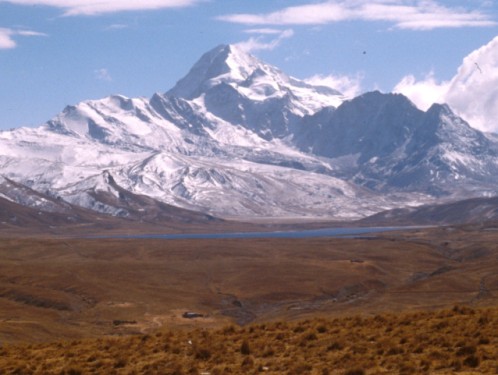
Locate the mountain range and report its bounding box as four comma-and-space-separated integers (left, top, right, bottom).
1, 44, 498, 227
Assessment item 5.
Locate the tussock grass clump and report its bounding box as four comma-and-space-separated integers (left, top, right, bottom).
344, 369, 365, 375
0, 305, 496, 374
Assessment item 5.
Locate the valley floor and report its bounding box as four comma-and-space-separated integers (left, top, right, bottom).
0, 224, 496, 373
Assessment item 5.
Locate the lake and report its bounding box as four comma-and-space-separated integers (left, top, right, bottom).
106, 226, 416, 240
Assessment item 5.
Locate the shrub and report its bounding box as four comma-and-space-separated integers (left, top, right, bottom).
386, 347, 403, 356
304, 332, 317, 341
463, 355, 479, 368
275, 332, 285, 340
63, 366, 84, 375
451, 360, 462, 371
327, 342, 344, 351
344, 369, 365, 375
478, 337, 490, 345
170, 366, 185, 375
419, 359, 430, 371
456, 345, 476, 357
195, 348, 212, 360
293, 325, 305, 333
241, 356, 254, 368
223, 325, 236, 335
240, 340, 251, 355
262, 346, 275, 357
289, 361, 312, 374
114, 358, 127, 368
413, 346, 424, 354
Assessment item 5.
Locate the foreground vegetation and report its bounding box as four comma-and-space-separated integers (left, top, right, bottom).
1, 305, 496, 374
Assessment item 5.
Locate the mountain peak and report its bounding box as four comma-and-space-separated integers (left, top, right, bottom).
166, 44, 265, 100
422, 101, 489, 145
167, 44, 344, 117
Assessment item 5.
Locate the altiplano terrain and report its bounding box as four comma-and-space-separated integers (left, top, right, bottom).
0, 225, 496, 345
3, 4, 498, 374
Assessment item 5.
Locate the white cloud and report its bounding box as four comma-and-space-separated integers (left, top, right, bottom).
306, 73, 363, 99
394, 72, 449, 110
0, 0, 200, 16
394, 36, 498, 133
219, 0, 495, 30
16, 30, 47, 37
223, 3, 349, 26
105, 24, 129, 31
235, 29, 294, 53
95, 68, 112, 82
0, 29, 16, 49
243, 28, 285, 35
0, 27, 47, 49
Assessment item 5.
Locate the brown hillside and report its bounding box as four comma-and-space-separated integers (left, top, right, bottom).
0, 306, 496, 374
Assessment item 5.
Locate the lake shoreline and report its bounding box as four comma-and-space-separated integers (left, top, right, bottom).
90, 226, 426, 240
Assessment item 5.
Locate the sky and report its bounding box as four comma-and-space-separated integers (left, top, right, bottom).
1, 0, 498, 132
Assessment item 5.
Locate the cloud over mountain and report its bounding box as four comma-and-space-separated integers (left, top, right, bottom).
395, 36, 498, 133
305, 73, 363, 100
235, 29, 294, 53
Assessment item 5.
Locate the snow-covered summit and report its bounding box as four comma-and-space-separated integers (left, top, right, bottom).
167, 44, 257, 99
168, 44, 345, 115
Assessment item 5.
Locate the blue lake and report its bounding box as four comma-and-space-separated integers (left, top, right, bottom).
107, 226, 415, 240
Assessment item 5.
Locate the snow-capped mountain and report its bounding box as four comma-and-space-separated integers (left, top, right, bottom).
167, 44, 345, 140
296, 91, 498, 196
1, 44, 498, 222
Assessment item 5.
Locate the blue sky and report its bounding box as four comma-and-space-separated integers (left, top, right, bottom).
1, 0, 497, 131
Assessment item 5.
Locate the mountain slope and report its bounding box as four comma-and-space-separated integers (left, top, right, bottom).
1, 44, 497, 223
0, 174, 222, 236
296, 91, 498, 196
360, 195, 498, 226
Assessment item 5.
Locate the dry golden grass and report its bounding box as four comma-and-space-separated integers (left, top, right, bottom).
0, 225, 497, 344
0, 305, 496, 374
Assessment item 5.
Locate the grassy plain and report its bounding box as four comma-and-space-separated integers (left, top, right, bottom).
0, 225, 496, 373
